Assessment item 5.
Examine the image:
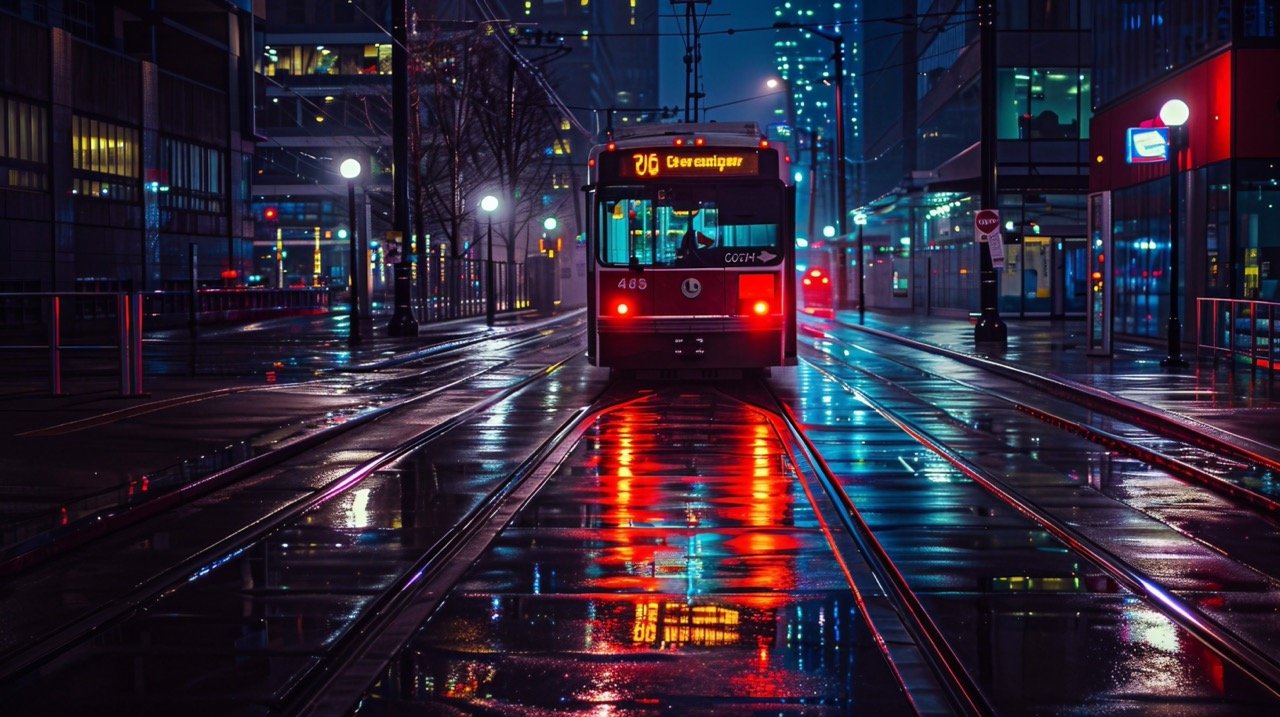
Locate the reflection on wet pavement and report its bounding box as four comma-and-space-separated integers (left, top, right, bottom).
357, 388, 914, 714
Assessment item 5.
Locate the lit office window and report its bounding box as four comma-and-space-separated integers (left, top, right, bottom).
997, 67, 1091, 140
0, 97, 49, 190
71, 115, 138, 201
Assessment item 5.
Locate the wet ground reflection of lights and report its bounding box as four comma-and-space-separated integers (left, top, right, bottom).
356, 389, 915, 714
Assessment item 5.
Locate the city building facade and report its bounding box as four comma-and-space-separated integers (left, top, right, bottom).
855, 0, 1094, 319
1088, 1, 1280, 341
0, 0, 258, 293
253, 0, 659, 312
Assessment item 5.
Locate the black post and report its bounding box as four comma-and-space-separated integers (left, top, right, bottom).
486, 215, 496, 327
828, 32, 849, 309
188, 243, 198, 338
347, 179, 361, 345
856, 219, 866, 321
974, 0, 1007, 344
1162, 124, 1187, 367
386, 0, 418, 336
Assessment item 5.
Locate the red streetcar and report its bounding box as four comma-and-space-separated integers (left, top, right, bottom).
584, 122, 797, 375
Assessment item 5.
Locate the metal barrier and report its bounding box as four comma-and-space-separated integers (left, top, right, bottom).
1, 288, 333, 395
0, 291, 144, 396
1196, 297, 1277, 374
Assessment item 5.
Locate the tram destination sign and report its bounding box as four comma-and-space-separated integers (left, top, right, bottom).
614, 148, 762, 179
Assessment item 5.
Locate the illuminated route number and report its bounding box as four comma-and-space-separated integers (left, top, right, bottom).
617, 277, 648, 290
632, 152, 660, 178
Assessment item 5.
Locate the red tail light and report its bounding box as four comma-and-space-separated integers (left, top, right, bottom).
738, 274, 776, 315
615, 301, 631, 316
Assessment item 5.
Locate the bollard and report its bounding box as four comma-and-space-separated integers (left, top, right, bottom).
49, 295, 62, 395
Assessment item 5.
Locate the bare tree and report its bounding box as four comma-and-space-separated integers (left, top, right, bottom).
407, 25, 493, 317
464, 36, 564, 308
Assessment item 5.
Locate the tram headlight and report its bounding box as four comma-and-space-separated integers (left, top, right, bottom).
615, 301, 631, 316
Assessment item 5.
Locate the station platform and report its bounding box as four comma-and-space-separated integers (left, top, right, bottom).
1, 308, 1277, 551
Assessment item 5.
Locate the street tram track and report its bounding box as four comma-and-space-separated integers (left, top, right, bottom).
843, 320, 1280, 478
0, 317, 587, 577
794, 330, 1280, 701
0, 327, 592, 689
751, 382, 994, 716
809, 319, 1280, 522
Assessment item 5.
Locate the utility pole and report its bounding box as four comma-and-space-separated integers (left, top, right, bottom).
973, 0, 1007, 344
775, 22, 848, 308
386, 0, 418, 336
672, 0, 710, 122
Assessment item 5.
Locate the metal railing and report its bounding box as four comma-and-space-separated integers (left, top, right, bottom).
1, 288, 332, 395
1196, 297, 1277, 374
0, 291, 144, 396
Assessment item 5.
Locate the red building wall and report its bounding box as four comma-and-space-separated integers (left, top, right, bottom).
1090, 47, 1280, 193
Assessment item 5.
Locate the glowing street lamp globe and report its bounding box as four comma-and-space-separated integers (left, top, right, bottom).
339, 158, 362, 180
1159, 99, 1189, 128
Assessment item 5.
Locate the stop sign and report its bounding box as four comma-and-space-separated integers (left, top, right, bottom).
974, 209, 1001, 236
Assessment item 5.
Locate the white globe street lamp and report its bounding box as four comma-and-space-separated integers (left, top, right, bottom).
481, 195, 499, 326
340, 158, 362, 344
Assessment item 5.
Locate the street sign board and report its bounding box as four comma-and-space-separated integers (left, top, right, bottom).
974, 209, 1004, 269
974, 209, 1001, 239
1126, 127, 1169, 163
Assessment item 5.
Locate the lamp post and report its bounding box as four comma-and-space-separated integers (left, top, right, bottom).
481, 194, 499, 327
775, 21, 847, 308
854, 211, 867, 320
1160, 98, 1189, 368
340, 158, 362, 345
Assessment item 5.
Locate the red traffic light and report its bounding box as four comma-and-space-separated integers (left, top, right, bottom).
263, 207, 279, 222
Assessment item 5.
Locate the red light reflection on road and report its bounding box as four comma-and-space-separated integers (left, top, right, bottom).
587, 394, 798, 604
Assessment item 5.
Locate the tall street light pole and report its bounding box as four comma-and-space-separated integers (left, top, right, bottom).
340, 158, 362, 345
481, 195, 499, 327
1160, 98, 1190, 368
386, 0, 418, 336
974, 0, 1007, 344
775, 22, 848, 308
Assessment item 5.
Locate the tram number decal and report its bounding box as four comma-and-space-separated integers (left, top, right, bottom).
617, 277, 648, 290
633, 152, 660, 178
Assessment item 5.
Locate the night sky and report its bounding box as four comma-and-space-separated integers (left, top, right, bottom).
657, 0, 782, 127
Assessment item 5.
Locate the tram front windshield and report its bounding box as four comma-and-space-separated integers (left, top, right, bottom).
597, 182, 784, 269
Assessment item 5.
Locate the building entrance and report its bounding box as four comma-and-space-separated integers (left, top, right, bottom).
1000, 235, 1087, 317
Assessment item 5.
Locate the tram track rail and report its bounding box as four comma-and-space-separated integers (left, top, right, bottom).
0, 324, 593, 690
845, 320, 1280, 477
755, 382, 995, 717
809, 319, 1280, 523
0, 317, 587, 577
795, 325, 1280, 701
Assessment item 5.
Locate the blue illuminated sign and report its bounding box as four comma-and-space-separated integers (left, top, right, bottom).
1126, 127, 1169, 163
